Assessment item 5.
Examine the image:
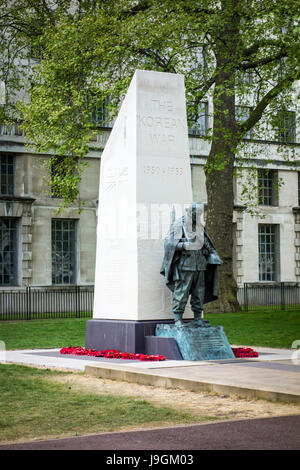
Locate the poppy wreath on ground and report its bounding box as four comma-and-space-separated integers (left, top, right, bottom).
60, 346, 258, 361
232, 347, 259, 358
60, 346, 166, 361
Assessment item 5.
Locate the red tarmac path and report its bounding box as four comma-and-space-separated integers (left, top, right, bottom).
1, 415, 299, 451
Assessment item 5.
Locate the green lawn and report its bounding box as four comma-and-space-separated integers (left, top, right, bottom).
0, 364, 197, 443
206, 309, 300, 349
0, 311, 299, 443
0, 309, 299, 350
0, 318, 89, 350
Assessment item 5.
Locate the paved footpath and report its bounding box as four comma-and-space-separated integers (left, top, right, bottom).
4, 345, 300, 403
1, 345, 300, 452
1, 415, 299, 450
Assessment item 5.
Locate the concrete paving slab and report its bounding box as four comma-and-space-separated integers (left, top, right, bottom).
2, 346, 300, 404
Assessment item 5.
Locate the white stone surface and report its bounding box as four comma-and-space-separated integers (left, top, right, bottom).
93, 70, 193, 321
279, 170, 298, 207
0, 81, 5, 105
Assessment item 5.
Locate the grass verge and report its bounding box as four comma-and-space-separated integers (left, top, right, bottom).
0, 364, 197, 443
206, 309, 300, 349
0, 318, 89, 350
1, 309, 299, 350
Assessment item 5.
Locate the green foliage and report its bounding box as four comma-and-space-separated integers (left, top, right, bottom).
0, 1, 73, 124
1, 0, 299, 209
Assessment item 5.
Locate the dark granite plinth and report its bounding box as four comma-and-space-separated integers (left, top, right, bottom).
85, 319, 183, 360
155, 321, 234, 361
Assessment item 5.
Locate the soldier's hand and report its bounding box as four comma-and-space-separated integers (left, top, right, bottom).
183, 236, 197, 250
207, 251, 222, 264
176, 242, 185, 251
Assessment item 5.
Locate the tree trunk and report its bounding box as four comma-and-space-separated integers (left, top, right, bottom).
205, 144, 240, 313
204, 7, 241, 313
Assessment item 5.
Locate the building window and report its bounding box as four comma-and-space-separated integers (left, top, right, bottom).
90, 97, 110, 128
0, 218, 18, 285
189, 102, 208, 136
51, 157, 65, 199
258, 169, 278, 206
298, 172, 300, 206
235, 105, 253, 139
241, 70, 253, 85
50, 157, 79, 199
276, 110, 296, 143
29, 44, 43, 60
0, 153, 14, 196
258, 224, 278, 282
52, 219, 76, 285
278, 57, 288, 80
194, 46, 208, 76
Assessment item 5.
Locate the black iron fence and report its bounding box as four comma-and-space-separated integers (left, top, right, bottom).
1, 283, 299, 320
0, 286, 94, 321
239, 282, 300, 311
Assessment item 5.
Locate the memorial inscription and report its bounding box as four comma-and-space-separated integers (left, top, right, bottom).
143, 165, 183, 176
156, 323, 235, 361
137, 115, 185, 129
103, 166, 129, 193
137, 97, 186, 147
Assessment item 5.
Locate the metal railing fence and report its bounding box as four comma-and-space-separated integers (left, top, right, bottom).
0, 286, 94, 321
239, 282, 300, 311
1, 283, 299, 320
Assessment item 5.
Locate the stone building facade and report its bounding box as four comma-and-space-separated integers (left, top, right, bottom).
0, 103, 299, 294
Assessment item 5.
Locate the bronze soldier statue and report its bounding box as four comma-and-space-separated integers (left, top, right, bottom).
160, 202, 222, 327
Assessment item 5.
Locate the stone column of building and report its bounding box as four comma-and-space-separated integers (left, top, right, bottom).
293, 208, 300, 282
233, 206, 245, 287
0, 197, 35, 287
21, 199, 34, 286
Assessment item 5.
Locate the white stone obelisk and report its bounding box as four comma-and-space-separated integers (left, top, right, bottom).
0, 81, 5, 105
93, 70, 193, 321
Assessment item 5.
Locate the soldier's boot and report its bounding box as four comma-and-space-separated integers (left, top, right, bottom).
173, 313, 184, 327
192, 310, 205, 327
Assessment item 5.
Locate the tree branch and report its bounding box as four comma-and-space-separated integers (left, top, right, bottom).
191, 73, 216, 98
135, 48, 177, 73
239, 50, 289, 71
238, 73, 299, 135
241, 39, 286, 59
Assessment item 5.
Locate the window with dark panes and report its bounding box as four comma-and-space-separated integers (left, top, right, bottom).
194, 46, 208, 77
51, 156, 65, 198
90, 96, 110, 128
276, 110, 296, 143
0, 153, 14, 196
52, 219, 76, 285
241, 70, 253, 85
258, 169, 278, 206
0, 218, 18, 285
189, 102, 208, 136
258, 224, 278, 282
51, 156, 79, 199
235, 105, 253, 139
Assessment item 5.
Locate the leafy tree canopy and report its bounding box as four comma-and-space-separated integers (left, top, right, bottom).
10, 0, 299, 205
1, 0, 300, 309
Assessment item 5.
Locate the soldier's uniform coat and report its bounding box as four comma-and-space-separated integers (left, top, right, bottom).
160, 217, 220, 305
